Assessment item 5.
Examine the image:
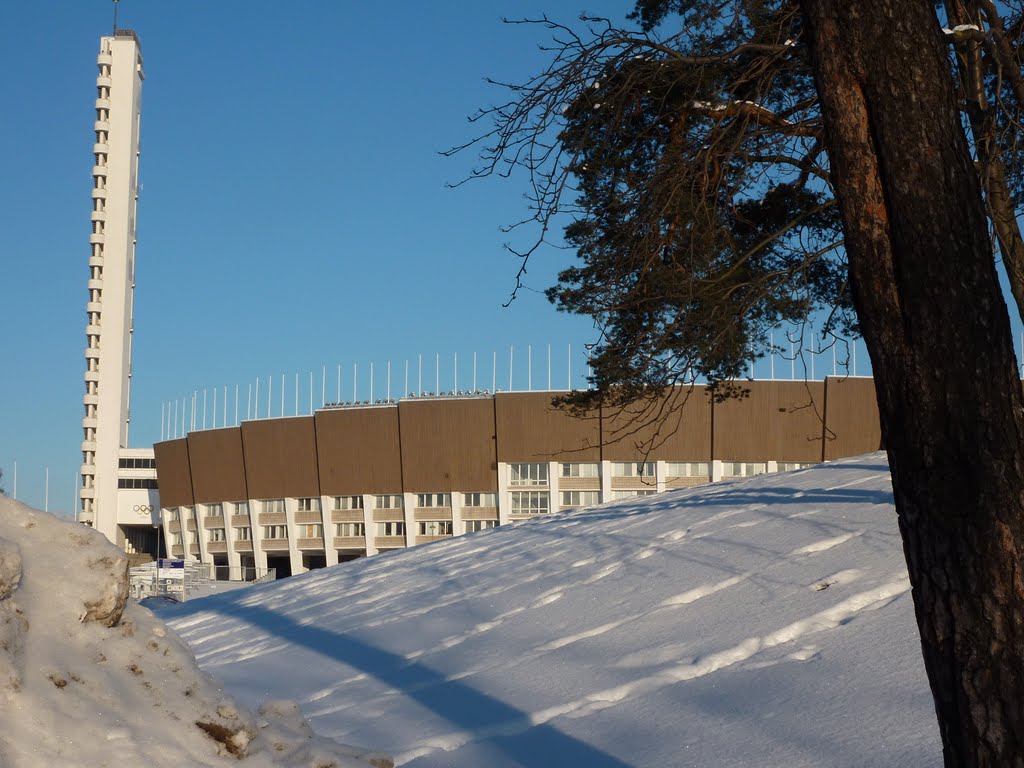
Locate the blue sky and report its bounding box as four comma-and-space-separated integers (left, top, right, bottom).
1, 0, 632, 511
0, 0, 1009, 512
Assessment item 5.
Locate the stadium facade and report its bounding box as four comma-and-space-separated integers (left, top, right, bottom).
153, 380, 882, 579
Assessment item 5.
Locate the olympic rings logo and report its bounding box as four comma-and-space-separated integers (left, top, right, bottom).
134, 504, 153, 515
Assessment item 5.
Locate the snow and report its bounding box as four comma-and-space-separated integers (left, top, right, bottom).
943, 24, 982, 34
0, 495, 392, 767
160, 453, 942, 768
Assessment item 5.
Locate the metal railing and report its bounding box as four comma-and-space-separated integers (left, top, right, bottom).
130, 560, 275, 602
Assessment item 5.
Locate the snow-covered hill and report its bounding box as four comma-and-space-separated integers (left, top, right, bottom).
0, 495, 391, 768
165, 453, 941, 768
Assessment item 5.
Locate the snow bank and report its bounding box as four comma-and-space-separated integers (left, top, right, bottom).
0, 495, 391, 768
167, 453, 941, 768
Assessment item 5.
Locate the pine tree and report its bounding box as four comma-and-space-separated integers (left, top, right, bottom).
453, 1, 1024, 763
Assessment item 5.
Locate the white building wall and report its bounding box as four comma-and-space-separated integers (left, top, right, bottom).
81, 31, 145, 543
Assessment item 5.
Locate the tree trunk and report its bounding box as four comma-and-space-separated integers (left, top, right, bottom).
800, 1, 1024, 765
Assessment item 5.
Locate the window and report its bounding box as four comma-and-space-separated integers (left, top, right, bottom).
262, 499, 285, 514
417, 520, 453, 536
300, 524, 323, 538
465, 519, 498, 533
263, 525, 288, 539
117, 477, 158, 489
612, 462, 656, 478
171, 532, 182, 545
721, 462, 769, 478
560, 463, 600, 478
234, 527, 251, 540
208, 528, 225, 542
561, 490, 600, 507
665, 462, 710, 478
118, 457, 156, 469
511, 491, 550, 515
204, 503, 223, 517
233, 501, 249, 516
611, 489, 658, 500
297, 497, 320, 512
777, 462, 815, 472
167, 508, 179, 522
335, 522, 365, 537
374, 495, 404, 510
374, 521, 406, 537
333, 495, 363, 511
510, 463, 548, 486
416, 493, 451, 508
463, 492, 497, 507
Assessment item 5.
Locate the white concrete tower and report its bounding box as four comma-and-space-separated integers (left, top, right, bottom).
80, 30, 145, 541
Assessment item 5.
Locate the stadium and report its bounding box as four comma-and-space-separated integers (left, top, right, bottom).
151, 379, 881, 579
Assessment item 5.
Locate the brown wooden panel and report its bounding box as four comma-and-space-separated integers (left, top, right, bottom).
601, 386, 712, 461
713, 381, 826, 462
495, 393, 600, 462
315, 407, 402, 495
153, 439, 193, 507
399, 399, 496, 492
187, 428, 247, 504
824, 376, 883, 460
241, 417, 319, 499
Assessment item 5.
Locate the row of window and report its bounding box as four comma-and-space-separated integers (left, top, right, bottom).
513, 462, 654, 483
118, 457, 156, 469
171, 482, 716, 527
117, 477, 158, 489
251, 493, 500, 515
166, 462, 817, 526
199, 520, 501, 544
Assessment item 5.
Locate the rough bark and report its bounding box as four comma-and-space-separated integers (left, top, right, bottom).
800, 1, 1024, 765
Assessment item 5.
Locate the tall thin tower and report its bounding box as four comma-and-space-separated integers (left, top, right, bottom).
80, 29, 144, 541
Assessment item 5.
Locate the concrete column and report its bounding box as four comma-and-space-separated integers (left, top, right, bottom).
711, 460, 724, 483
402, 492, 417, 547
451, 491, 464, 535
497, 462, 511, 525
284, 498, 302, 575
362, 494, 377, 555
248, 498, 268, 574
656, 461, 667, 494
223, 504, 240, 579
320, 495, 338, 567
195, 504, 211, 569
600, 460, 613, 502
548, 461, 560, 514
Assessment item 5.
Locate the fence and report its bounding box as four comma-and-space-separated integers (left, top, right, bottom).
130, 560, 276, 601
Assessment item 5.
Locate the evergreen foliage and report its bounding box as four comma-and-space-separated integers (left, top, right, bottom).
451, 0, 1024, 407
